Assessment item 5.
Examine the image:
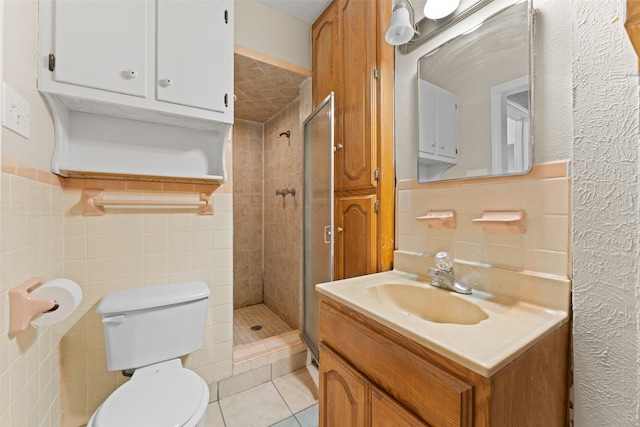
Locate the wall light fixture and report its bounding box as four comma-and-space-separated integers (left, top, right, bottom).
385, 0, 418, 45
386, 0, 492, 52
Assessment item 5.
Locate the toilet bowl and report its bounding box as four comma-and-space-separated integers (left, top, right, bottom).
89, 282, 212, 427
87, 359, 209, 427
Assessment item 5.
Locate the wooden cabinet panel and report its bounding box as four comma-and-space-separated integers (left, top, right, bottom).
335, 0, 378, 191
335, 195, 377, 279
312, 0, 394, 278
312, 2, 338, 108
320, 297, 473, 427
320, 347, 370, 427
318, 294, 570, 427
372, 387, 430, 427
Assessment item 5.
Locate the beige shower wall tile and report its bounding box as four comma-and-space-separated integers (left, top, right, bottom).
486, 245, 524, 271
0, 168, 66, 425
117, 234, 144, 257
397, 174, 570, 277
523, 249, 569, 277
523, 214, 570, 253
87, 235, 117, 259
455, 213, 485, 244
454, 242, 487, 264
522, 178, 570, 215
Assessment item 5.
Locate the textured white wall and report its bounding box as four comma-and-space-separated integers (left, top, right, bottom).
572, 0, 640, 424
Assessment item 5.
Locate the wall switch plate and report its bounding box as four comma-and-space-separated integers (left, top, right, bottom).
2, 82, 30, 139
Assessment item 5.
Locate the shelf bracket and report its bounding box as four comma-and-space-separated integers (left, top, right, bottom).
472, 211, 525, 234
416, 210, 456, 229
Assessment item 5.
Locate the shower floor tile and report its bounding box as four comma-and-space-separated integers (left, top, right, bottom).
234, 303, 294, 346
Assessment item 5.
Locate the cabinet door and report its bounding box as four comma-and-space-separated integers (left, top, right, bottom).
436, 88, 457, 159
335, 195, 377, 279
372, 387, 431, 427
418, 79, 438, 156
419, 80, 457, 160
156, 0, 231, 113
320, 348, 370, 427
312, 2, 338, 108
53, 0, 147, 97
335, 0, 378, 191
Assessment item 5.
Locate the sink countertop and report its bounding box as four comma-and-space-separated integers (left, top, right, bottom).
316, 269, 569, 377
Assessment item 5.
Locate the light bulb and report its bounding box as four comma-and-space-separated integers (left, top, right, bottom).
423, 0, 461, 20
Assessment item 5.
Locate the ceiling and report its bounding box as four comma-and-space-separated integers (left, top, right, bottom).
234, 54, 309, 123
235, 0, 329, 123
255, 0, 331, 24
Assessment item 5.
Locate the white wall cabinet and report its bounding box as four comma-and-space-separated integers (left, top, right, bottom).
38, 0, 234, 183
418, 79, 457, 162
52, 1, 148, 98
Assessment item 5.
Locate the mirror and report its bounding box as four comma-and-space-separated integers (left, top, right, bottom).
417, 0, 532, 182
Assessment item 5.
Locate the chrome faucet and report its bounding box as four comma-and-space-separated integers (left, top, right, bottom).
427, 252, 472, 295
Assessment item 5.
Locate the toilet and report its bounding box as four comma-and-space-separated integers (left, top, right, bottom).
87, 281, 211, 427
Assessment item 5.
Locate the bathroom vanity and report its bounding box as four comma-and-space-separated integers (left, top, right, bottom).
317, 269, 570, 426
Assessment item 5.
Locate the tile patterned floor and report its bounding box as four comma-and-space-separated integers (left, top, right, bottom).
234, 304, 294, 346
206, 365, 319, 427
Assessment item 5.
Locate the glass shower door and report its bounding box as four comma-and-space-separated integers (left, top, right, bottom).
301, 93, 334, 363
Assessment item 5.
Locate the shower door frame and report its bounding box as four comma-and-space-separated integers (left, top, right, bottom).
301, 92, 334, 363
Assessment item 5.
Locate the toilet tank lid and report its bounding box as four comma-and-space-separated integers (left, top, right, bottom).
97, 281, 210, 314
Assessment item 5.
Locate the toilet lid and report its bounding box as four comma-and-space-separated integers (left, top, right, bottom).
94, 367, 205, 427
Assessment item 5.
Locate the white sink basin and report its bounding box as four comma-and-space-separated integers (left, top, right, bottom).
316, 270, 569, 376
367, 283, 488, 325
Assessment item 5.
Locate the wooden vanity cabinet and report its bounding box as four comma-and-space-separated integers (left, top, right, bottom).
318, 294, 570, 427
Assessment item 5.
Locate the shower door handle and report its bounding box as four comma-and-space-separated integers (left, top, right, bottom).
323, 225, 332, 244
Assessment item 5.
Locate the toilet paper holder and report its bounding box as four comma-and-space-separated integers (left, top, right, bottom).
9, 277, 59, 334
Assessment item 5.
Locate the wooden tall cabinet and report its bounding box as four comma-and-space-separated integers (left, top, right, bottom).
312, 0, 395, 280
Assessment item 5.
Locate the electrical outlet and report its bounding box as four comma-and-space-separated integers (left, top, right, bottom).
2, 82, 30, 139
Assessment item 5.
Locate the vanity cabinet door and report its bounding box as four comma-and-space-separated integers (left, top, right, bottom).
156, 0, 232, 113
52, 0, 148, 97
334, 195, 377, 280
320, 348, 370, 427
372, 387, 431, 427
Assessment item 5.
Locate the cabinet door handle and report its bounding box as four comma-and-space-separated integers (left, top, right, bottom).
126, 69, 138, 79
334, 143, 343, 152
161, 78, 174, 87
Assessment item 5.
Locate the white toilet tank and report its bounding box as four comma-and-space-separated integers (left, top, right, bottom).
97, 281, 210, 371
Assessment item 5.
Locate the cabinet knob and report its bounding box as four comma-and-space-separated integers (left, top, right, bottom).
334, 143, 343, 152
161, 78, 174, 87
126, 69, 138, 79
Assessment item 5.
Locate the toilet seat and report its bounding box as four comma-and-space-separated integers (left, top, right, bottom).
90, 360, 208, 427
